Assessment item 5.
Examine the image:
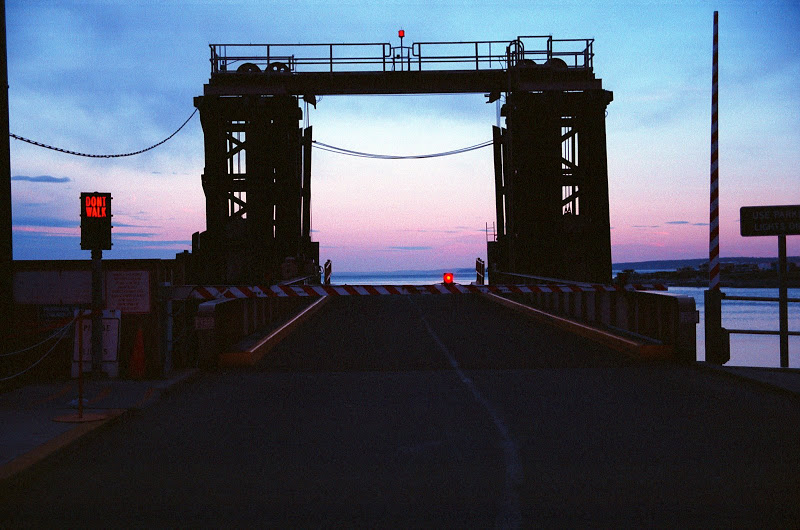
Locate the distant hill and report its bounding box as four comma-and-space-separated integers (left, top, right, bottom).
613, 257, 800, 271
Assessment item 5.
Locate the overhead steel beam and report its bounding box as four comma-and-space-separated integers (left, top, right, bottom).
204, 69, 603, 96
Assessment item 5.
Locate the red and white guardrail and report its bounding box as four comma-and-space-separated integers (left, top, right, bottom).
190, 283, 667, 300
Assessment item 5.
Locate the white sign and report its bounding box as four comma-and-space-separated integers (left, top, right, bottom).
105, 270, 151, 314
72, 310, 121, 377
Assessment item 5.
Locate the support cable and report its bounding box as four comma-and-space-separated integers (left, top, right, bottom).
9, 107, 492, 161
9, 109, 198, 158
313, 139, 493, 159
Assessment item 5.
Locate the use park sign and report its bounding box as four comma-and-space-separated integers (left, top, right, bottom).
740, 205, 800, 237
739, 203, 798, 369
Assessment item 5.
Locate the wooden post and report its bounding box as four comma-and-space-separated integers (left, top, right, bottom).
778, 235, 788, 368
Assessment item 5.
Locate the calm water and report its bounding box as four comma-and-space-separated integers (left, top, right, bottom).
671, 286, 799, 368
333, 268, 475, 286
333, 271, 799, 368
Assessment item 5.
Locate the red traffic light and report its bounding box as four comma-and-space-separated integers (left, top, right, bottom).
443, 272, 454, 284
398, 29, 405, 38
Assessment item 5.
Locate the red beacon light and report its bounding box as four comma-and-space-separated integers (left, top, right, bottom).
398, 29, 405, 38
443, 272, 454, 284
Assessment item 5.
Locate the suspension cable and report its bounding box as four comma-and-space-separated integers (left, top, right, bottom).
10, 107, 493, 161
312, 139, 493, 159
9, 109, 198, 158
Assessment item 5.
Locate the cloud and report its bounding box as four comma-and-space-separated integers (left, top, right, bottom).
14, 216, 77, 228
693, 222, 709, 226
632, 225, 660, 228
112, 222, 159, 228
115, 232, 158, 239
115, 239, 191, 247
384, 246, 433, 251
665, 221, 689, 225
11, 175, 70, 183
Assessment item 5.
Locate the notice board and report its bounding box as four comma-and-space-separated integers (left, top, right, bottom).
105, 270, 151, 314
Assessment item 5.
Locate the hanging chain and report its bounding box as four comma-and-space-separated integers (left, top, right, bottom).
9, 109, 198, 158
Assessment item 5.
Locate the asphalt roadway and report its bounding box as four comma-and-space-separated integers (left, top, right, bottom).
2, 295, 799, 527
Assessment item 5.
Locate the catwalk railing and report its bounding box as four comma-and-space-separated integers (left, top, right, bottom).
209, 35, 594, 75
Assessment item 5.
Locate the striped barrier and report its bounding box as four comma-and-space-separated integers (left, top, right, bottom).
189, 283, 668, 300
709, 10, 720, 290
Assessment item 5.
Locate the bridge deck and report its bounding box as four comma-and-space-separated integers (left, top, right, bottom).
1, 296, 798, 526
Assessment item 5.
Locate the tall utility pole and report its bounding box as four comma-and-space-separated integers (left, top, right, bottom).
0, 0, 12, 353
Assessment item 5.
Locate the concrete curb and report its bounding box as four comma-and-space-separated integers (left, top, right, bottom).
220, 296, 331, 367
693, 363, 800, 399
0, 409, 126, 483
482, 292, 673, 360
0, 369, 201, 485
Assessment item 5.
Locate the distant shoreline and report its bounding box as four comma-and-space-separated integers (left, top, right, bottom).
336, 257, 800, 288
612, 256, 800, 272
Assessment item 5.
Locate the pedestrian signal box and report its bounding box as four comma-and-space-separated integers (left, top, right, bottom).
80, 192, 112, 250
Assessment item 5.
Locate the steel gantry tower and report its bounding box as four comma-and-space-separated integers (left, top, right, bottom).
192, 94, 315, 284
192, 35, 613, 284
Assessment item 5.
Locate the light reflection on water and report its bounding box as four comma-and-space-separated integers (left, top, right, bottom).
332, 272, 799, 368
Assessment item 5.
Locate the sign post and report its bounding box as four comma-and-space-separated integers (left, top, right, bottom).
80, 192, 112, 373
740, 204, 800, 368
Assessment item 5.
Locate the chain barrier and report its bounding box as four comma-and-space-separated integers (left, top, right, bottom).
0, 317, 77, 382
0, 315, 79, 357
9, 109, 198, 158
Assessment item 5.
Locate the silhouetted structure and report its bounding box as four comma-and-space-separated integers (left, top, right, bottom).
191, 36, 612, 284
192, 95, 315, 284
491, 90, 613, 283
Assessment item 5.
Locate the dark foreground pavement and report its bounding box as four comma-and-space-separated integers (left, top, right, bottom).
1, 295, 798, 527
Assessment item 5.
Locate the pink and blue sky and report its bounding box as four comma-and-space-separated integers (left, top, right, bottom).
7, 0, 800, 271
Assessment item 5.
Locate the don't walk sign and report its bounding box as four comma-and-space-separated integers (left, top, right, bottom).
80, 192, 113, 250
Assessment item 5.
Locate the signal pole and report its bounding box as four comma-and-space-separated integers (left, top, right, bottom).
0, 0, 12, 353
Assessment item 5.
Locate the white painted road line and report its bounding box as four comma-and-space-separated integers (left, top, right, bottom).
409, 298, 523, 529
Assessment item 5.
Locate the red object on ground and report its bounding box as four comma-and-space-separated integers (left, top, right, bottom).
129, 328, 146, 379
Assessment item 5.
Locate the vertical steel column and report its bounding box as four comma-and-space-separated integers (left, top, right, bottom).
195, 96, 229, 282
573, 91, 614, 282
503, 92, 561, 277
271, 96, 303, 266
302, 126, 312, 241
492, 126, 505, 239
246, 98, 273, 281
